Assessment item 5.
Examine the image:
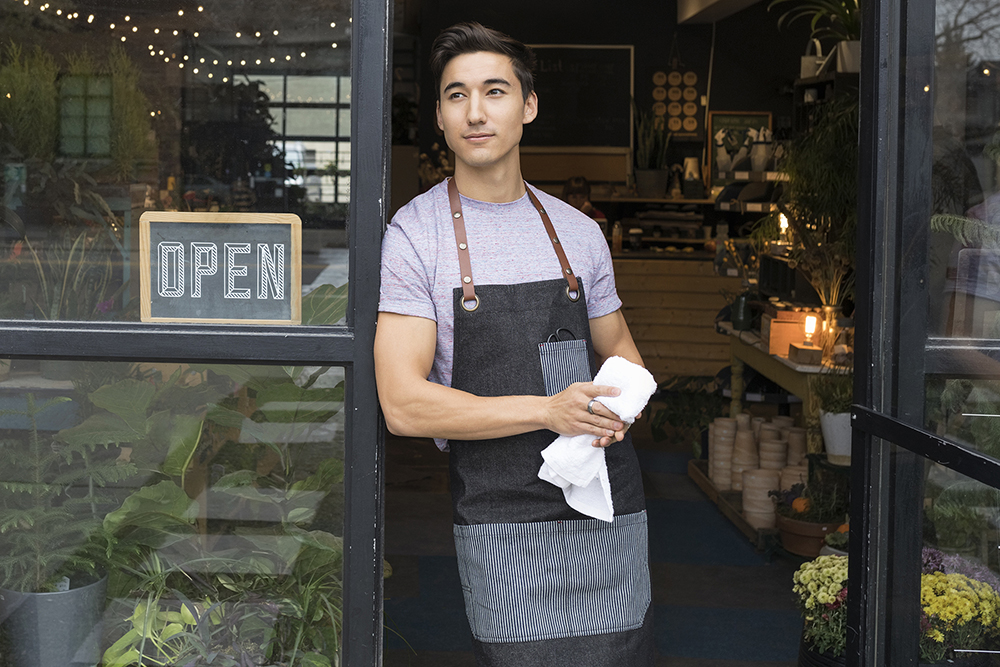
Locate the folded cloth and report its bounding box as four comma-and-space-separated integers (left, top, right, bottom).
538, 356, 658, 522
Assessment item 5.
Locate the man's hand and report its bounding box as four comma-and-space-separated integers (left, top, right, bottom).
544, 382, 628, 448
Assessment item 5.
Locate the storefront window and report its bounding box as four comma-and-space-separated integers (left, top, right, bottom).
0, 2, 351, 324
0, 358, 345, 665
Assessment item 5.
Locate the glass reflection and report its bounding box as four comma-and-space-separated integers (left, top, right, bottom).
0, 1, 351, 324
0, 359, 345, 665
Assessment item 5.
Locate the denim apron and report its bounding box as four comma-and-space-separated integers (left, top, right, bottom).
445, 179, 654, 666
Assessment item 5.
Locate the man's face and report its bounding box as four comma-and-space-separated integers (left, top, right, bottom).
436, 51, 537, 172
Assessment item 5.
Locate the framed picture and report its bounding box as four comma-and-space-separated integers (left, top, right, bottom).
707, 111, 773, 185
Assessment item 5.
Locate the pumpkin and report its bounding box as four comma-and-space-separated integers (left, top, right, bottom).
791, 497, 811, 513
836, 523, 849, 533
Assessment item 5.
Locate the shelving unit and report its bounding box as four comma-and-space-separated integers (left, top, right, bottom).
715, 171, 788, 182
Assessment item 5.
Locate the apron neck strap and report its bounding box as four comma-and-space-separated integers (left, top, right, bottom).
447, 178, 580, 307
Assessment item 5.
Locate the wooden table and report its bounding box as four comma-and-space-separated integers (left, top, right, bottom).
717, 322, 826, 452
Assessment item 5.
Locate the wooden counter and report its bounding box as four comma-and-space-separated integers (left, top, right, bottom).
613, 258, 742, 381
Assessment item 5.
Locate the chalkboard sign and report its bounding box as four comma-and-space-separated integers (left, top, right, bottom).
522, 45, 633, 150
139, 212, 302, 324
707, 111, 773, 186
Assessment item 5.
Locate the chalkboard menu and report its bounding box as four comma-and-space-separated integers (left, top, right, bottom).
522, 45, 633, 149
139, 212, 302, 324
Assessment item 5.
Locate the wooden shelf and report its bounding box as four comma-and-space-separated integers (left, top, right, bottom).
717, 201, 778, 213
716, 171, 789, 182
592, 196, 716, 205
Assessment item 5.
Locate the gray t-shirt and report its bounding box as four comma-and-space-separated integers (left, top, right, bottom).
379, 179, 622, 411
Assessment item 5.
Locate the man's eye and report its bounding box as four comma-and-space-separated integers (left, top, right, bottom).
488, 88, 504, 95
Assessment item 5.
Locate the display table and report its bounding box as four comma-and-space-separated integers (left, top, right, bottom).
717, 321, 826, 452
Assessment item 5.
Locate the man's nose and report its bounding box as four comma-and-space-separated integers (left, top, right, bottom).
467, 93, 486, 124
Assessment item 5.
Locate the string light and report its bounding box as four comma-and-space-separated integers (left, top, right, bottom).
109, 22, 115, 28
154, 28, 159, 33
87, 14, 93, 22
255, 31, 261, 37
269, 57, 275, 62
330, 22, 336, 27
199, 57, 205, 63
332, 43, 337, 48
273, 30, 279, 35
193, 31, 199, 37
198, 5, 204, 10
223, 77, 228, 83
120, 36, 126, 41
124, 15, 129, 21
300, 51, 306, 57
193, 68, 199, 73
235, 31, 241, 38
173, 29, 178, 35
177, 9, 183, 15
131, 26, 137, 32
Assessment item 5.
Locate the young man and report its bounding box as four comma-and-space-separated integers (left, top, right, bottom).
374, 22, 654, 665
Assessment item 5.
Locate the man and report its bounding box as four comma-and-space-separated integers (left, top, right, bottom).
375, 22, 653, 665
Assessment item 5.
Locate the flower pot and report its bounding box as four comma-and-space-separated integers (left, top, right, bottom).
798, 639, 845, 667
0, 573, 108, 667
835, 40, 861, 73
777, 514, 842, 558
820, 411, 851, 465
634, 169, 669, 198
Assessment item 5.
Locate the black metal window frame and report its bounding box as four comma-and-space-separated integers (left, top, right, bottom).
849, 0, 1000, 664
0, 0, 391, 664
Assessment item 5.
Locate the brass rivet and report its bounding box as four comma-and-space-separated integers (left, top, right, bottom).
552, 237, 560, 244
565, 268, 572, 275
453, 212, 461, 218
463, 276, 471, 284
459, 243, 467, 250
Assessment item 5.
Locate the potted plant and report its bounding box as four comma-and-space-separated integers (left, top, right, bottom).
795, 550, 1000, 666
632, 99, 670, 198
0, 393, 137, 667
811, 371, 853, 464
770, 475, 848, 557
769, 0, 861, 73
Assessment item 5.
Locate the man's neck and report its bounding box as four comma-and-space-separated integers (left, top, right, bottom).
452, 158, 526, 203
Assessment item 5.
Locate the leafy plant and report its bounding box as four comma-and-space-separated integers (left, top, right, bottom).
769, 0, 861, 42
761, 91, 859, 307
632, 99, 670, 170
770, 474, 848, 523
812, 370, 853, 413
107, 46, 156, 183
0, 394, 137, 592
0, 42, 59, 160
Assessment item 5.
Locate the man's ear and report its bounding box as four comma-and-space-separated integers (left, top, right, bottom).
522, 91, 538, 125
436, 100, 444, 132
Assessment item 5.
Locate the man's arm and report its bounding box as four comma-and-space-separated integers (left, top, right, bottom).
374, 311, 626, 444
590, 309, 644, 369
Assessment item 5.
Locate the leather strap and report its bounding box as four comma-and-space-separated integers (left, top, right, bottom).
524, 186, 580, 295
447, 178, 580, 306
447, 177, 477, 306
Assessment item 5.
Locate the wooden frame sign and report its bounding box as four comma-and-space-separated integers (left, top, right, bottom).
139, 212, 302, 324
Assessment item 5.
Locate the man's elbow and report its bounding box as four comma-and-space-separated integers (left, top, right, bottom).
380, 399, 421, 438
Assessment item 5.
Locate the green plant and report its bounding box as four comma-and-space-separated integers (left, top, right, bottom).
770, 474, 848, 523
632, 99, 670, 170
811, 371, 853, 413
926, 494, 989, 551
768, 0, 861, 42
0, 394, 137, 592
793, 554, 848, 656
0, 42, 59, 160
760, 91, 859, 307
107, 46, 155, 183
824, 527, 849, 550
648, 376, 728, 458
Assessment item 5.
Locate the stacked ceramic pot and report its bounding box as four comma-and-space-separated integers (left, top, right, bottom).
711, 417, 736, 490
780, 464, 808, 491
759, 432, 787, 471
730, 419, 758, 491
785, 426, 807, 466
742, 469, 780, 529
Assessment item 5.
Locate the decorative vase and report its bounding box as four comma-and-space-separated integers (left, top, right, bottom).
777, 514, 842, 557
0, 573, 108, 667
634, 169, 669, 198
820, 410, 852, 465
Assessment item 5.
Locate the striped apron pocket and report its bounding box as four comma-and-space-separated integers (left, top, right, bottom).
538, 338, 591, 396
453, 510, 651, 644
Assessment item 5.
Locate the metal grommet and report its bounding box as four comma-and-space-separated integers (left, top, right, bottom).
459, 242, 467, 250
565, 286, 580, 302
462, 295, 481, 312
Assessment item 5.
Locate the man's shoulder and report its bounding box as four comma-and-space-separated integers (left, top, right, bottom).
391, 180, 447, 228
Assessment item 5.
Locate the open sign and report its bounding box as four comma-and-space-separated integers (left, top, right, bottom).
139, 212, 302, 324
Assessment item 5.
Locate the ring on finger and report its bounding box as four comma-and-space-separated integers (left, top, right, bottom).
587, 398, 598, 415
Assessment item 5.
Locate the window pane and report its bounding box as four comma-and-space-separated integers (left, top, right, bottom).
0, 359, 346, 665
0, 2, 350, 324
286, 108, 339, 137
286, 75, 339, 103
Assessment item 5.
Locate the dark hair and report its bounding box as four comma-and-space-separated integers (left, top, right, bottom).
562, 176, 591, 200
430, 22, 536, 101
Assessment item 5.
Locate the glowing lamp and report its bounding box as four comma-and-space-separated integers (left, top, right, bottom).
804, 315, 817, 345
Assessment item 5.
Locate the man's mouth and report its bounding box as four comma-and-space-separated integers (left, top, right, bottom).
464, 133, 493, 141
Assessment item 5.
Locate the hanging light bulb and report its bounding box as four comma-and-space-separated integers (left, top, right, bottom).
183, 55, 189, 60
124, 15, 130, 21
255, 31, 261, 37
110, 22, 115, 29
236, 32, 241, 37
121, 36, 126, 41
269, 57, 275, 63
273, 30, 279, 35
300, 51, 306, 57
193, 31, 199, 37
87, 14, 94, 22
213, 59, 218, 65
177, 9, 183, 15
285, 55, 291, 60
198, 5, 204, 10
199, 57, 205, 63
131, 26, 137, 32
330, 21, 336, 27
223, 77, 229, 82
173, 30, 178, 35
154, 28, 160, 33
332, 43, 337, 48
193, 68, 199, 73
208, 73, 213, 78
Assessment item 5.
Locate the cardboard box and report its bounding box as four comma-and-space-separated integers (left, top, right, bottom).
761, 315, 806, 356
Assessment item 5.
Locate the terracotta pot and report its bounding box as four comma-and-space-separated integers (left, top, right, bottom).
777, 514, 842, 557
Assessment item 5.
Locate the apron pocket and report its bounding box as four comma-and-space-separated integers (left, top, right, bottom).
538, 338, 592, 396
453, 510, 651, 644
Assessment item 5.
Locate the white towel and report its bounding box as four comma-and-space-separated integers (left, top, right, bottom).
538, 356, 658, 522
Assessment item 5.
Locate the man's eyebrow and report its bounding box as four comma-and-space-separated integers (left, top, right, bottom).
484, 78, 512, 87
443, 77, 512, 94
443, 81, 466, 94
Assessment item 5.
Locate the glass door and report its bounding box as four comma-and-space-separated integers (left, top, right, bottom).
0, 0, 390, 665
851, 0, 1000, 662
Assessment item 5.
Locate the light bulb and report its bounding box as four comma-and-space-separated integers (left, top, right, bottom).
804, 315, 817, 345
